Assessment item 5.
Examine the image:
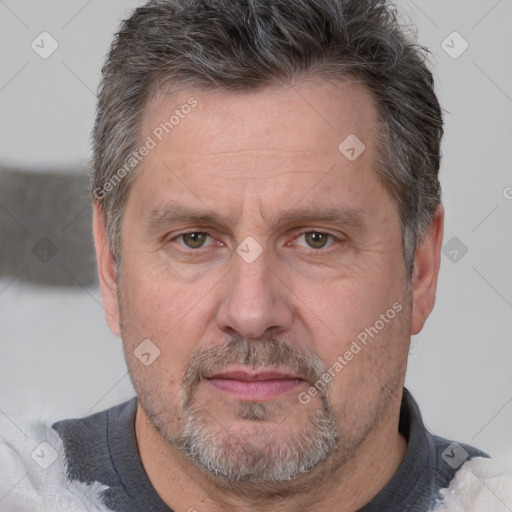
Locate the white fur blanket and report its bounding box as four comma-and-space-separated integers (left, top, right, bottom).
433, 457, 512, 511
0, 419, 109, 511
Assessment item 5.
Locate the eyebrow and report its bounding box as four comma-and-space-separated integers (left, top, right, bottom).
145, 202, 368, 233
146, 203, 225, 233
276, 206, 368, 229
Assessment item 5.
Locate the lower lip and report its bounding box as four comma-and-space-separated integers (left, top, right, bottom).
206, 378, 305, 401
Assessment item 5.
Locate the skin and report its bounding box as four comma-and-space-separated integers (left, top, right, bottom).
94, 80, 444, 511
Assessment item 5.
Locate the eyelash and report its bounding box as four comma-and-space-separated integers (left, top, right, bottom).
172, 232, 220, 250
291, 232, 338, 250
170, 230, 341, 252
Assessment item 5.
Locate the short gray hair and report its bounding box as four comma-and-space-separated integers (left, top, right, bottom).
91, 0, 443, 274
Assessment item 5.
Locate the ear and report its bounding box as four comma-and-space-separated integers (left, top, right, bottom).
411, 205, 444, 335
92, 202, 122, 337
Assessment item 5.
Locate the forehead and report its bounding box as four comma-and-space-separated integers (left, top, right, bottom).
141, 79, 379, 163
129, 80, 389, 225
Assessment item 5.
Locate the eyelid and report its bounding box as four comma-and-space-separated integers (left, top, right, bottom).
166, 228, 344, 251
289, 230, 342, 250
169, 230, 219, 249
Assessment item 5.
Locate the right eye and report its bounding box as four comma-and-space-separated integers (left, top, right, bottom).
176, 232, 213, 249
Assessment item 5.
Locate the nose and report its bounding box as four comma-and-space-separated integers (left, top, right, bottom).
216, 250, 294, 340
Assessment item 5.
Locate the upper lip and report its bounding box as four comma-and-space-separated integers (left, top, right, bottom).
207, 370, 304, 382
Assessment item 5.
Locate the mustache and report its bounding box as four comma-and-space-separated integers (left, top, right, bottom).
181, 335, 327, 394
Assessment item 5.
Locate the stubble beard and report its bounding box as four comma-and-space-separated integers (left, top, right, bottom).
119, 281, 411, 496
127, 335, 396, 497
175, 378, 339, 484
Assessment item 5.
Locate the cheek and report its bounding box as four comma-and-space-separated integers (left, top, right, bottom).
292, 269, 410, 411
118, 262, 225, 379
293, 266, 406, 350
317, 301, 410, 422
120, 261, 199, 333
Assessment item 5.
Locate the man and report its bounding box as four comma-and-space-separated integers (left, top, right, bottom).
1, 0, 510, 511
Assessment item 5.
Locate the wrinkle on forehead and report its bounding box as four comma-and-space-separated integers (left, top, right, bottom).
129, 80, 386, 236
140, 81, 378, 156
167, 149, 317, 157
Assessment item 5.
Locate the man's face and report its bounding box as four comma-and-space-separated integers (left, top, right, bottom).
100, 81, 419, 483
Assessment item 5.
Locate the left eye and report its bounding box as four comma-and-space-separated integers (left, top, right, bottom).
295, 232, 336, 249
178, 232, 213, 249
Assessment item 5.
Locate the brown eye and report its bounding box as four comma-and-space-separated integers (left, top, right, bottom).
181, 232, 209, 249
304, 232, 330, 249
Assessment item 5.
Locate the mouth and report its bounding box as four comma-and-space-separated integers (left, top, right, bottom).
205, 368, 307, 401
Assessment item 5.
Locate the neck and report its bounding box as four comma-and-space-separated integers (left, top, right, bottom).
135, 399, 407, 512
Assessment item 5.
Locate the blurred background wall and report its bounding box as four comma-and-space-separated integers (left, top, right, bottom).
0, 0, 511, 467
